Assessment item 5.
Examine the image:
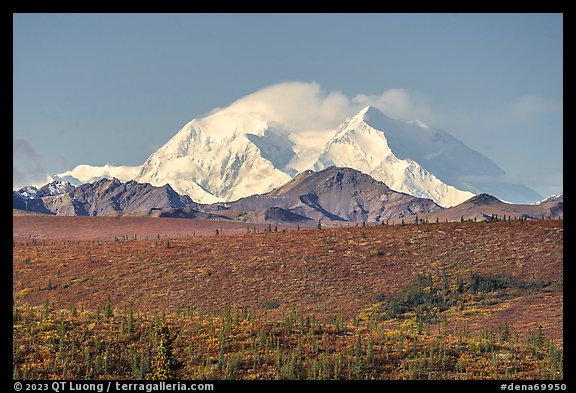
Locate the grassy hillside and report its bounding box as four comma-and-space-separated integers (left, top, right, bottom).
13, 219, 563, 380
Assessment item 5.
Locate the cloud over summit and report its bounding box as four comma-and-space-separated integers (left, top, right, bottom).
219, 81, 433, 132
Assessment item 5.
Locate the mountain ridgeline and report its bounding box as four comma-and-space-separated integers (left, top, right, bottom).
203, 167, 442, 222
13, 178, 195, 217
54, 105, 543, 207
13, 167, 562, 224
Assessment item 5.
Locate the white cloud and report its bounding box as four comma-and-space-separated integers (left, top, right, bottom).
222, 81, 353, 132
352, 88, 434, 123
219, 81, 435, 132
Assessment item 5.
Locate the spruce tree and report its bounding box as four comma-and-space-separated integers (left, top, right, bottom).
148, 322, 176, 380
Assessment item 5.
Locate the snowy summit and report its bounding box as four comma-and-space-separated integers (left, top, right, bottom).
53, 103, 516, 207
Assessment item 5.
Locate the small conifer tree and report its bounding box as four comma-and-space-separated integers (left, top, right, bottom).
105, 295, 113, 318
148, 323, 176, 380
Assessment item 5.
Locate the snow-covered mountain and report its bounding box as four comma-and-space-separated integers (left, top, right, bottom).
134, 110, 293, 204
55, 164, 143, 185
133, 105, 478, 206
312, 107, 474, 207
54, 104, 530, 207
16, 181, 75, 199
531, 194, 563, 205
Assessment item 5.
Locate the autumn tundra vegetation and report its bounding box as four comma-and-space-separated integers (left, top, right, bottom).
12, 217, 563, 380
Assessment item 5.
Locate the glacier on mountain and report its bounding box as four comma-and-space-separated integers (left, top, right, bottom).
311, 107, 474, 207
52, 104, 532, 207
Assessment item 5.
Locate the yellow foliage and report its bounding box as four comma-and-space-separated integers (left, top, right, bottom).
204, 336, 220, 349
357, 302, 384, 321
461, 307, 492, 317
399, 320, 418, 332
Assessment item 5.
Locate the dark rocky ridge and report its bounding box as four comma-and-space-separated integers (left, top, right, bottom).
201, 167, 443, 222
13, 168, 562, 224
14, 178, 195, 216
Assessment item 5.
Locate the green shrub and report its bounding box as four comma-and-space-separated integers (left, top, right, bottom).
261, 299, 281, 310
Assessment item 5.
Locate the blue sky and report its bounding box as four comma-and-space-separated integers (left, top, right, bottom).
13, 13, 563, 198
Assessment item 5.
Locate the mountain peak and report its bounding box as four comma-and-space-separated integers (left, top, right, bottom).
351, 105, 386, 122
352, 105, 397, 131
215, 165, 441, 222
356, 106, 429, 130
467, 193, 502, 205
38, 180, 75, 197
357, 105, 373, 116
532, 194, 563, 205
50, 89, 537, 205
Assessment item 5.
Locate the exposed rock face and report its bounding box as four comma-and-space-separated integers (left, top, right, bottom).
13, 178, 195, 216
13, 191, 53, 214
16, 168, 558, 224
202, 166, 443, 222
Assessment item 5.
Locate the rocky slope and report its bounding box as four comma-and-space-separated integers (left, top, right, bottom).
13, 178, 195, 216
202, 166, 443, 222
